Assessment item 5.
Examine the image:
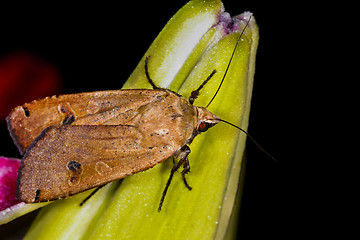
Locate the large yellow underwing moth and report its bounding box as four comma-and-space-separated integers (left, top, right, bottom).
7, 17, 270, 211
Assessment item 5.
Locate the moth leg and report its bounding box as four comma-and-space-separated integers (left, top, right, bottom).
181, 157, 192, 191
79, 185, 106, 206
145, 56, 160, 90
189, 69, 217, 105
173, 145, 193, 190
158, 145, 191, 212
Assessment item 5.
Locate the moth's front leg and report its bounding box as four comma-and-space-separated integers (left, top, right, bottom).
158, 145, 192, 211
177, 145, 192, 191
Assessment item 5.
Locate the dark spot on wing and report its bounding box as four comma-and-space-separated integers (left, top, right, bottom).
67, 160, 82, 171
35, 189, 41, 201
23, 106, 30, 117
62, 114, 75, 125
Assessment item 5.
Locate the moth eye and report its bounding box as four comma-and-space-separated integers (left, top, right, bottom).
198, 122, 209, 132
199, 121, 217, 132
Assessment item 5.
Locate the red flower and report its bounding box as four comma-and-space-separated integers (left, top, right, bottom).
0, 52, 62, 119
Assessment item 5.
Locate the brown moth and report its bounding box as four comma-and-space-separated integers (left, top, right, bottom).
6, 57, 221, 205
7, 18, 260, 211
7, 77, 220, 201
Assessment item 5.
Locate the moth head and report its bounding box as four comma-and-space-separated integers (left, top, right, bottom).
196, 107, 220, 133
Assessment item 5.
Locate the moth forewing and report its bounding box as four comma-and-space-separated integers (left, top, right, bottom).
7, 90, 169, 155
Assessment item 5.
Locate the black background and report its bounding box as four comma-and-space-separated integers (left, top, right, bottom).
0, 1, 322, 239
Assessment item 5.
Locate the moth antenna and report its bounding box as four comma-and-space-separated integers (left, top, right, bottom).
205, 16, 252, 109
189, 69, 217, 105
145, 56, 160, 90
217, 118, 278, 163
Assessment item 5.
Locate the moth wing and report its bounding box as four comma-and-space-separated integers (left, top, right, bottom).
7, 89, 167, 154
18, 124, 179, 203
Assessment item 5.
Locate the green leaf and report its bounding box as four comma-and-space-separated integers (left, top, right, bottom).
24, 182, 120, 240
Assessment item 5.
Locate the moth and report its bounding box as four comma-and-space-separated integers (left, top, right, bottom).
7, 18, 269, 211
7, 57, 221, 210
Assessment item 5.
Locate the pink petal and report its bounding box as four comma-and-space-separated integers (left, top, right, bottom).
0, 156, 21, 211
